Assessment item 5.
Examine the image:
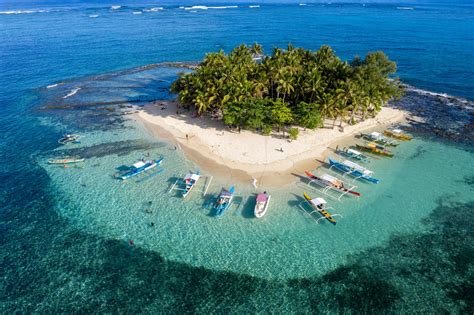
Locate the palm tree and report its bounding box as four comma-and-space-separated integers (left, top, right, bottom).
171, 43, 402, 134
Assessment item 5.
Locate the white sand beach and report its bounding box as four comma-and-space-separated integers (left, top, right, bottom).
135, 100, 407, 187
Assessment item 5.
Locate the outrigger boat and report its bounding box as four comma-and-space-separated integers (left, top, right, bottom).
58, 134, 81, 145
254, 192, 271, 218
117, 156, 164, 180
305, 171, 361, 197
328, 158, 380, 184
181, 171, 200, 198
384, 128, 413, 141
335, 146, 369, 162
214, 186, 235, 216
303, 192, 337, 225
355, 142, 394, 157
48, 157, 85, 164
360, 132, 399, 147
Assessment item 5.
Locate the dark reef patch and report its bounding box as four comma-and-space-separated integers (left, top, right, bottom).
392, 86, 474, 145
52, 140, 166, 159
1, 155, 472, 313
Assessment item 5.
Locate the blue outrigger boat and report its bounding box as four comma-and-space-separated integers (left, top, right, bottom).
117, 156, 164, 180
214, 186, 235, 216
328, 158, 380, 184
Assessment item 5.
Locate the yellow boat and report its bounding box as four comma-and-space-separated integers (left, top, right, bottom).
303, 192, 337, 225
355, 142, 394, 157
384, 128, 413, 141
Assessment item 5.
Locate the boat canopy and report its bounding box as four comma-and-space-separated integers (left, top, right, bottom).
321, 174, 337, 182
185, 173, 200, 181
310, 197, 327, 207
392, 129, 402, 133
133, 161, 146, 168
371, 131, 383, 138
343, 160, 372, 174
256, 193, 267, 202
347, 148, 362, 155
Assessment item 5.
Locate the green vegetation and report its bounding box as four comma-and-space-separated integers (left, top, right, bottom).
171, 43, 403, 136
288, 128, 299, 141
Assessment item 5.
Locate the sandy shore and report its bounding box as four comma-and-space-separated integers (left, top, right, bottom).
135, 100, 407, 187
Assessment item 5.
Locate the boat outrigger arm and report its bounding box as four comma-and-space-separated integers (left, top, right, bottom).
168, 171, 213, 197
298, 194, 342, 225
306, 172, 359, 201
328, 158, 379, 184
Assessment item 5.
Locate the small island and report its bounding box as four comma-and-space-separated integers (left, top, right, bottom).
137, 44, 406, 185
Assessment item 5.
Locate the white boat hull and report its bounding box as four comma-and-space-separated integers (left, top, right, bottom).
254, 195, 271, 218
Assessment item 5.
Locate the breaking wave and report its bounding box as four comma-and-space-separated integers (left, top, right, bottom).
0, 9, 49, 14
249, 5, 260, 8
110, 5, 121, 10
63, 87, 81, 99
143, 7, 163, 12
397, 7, 414, 10
182, 5, 238, 10
405, 85, 473, 109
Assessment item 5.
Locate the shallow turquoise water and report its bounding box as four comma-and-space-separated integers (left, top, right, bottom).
42, 118, 474, 280
1, 0, 473, 312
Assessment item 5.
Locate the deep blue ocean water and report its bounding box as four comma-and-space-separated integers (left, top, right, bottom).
1, 1, 473, 312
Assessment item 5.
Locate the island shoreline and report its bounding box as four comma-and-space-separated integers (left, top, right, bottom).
135, 99, 408, 188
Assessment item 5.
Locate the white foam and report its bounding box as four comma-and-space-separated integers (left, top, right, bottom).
110, 5, 121, 10
397, 7, 414, 10
406, 85, 473, 109
63, 87, 81, 99
89, 14, 99, 18
143, 7, 163, 12
132, 11, 142, 15
0, 9, 49, 14
183, 5, 238, 10
299, 3, 307, 6
249, 5, 260, 8
408, 86, 450, 99
47, 84, 58, 89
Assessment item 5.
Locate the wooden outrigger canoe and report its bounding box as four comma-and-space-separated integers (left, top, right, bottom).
303, 192, 337, 225
384, 128, 413, 141
355, 142, 394, 157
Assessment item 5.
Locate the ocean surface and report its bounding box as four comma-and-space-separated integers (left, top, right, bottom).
1, 1, 473, 313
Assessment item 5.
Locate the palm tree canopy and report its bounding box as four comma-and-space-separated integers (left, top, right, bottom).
171, 43, 403, 132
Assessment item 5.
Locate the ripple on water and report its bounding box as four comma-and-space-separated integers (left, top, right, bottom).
41, 117, 474, 280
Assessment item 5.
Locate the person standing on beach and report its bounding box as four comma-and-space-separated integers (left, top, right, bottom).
186, 134, 189, 141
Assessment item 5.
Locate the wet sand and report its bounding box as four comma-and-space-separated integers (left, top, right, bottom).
134, 100, 407, 187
